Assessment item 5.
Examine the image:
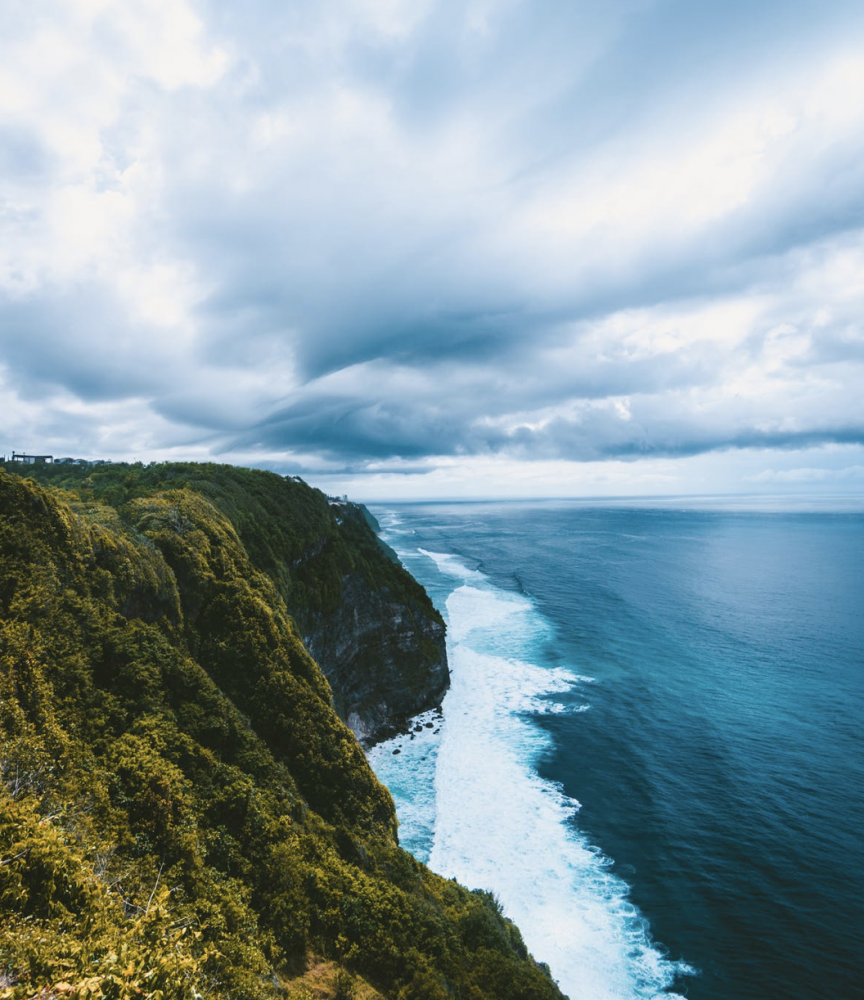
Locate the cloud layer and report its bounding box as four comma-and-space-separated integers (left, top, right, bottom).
3, 0, 864, 495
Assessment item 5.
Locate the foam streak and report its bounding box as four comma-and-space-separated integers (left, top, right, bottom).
371, 525, 691, 999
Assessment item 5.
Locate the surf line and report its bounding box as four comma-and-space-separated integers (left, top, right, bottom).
385, 540, 692, 1000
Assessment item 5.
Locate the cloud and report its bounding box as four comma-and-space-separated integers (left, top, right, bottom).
751, 465, 864, 483
2, 0, 864, 494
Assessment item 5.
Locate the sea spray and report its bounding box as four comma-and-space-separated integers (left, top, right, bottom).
369, 530, 691, 1000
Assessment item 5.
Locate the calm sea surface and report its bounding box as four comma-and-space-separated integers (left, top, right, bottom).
366, 500, 864, 1000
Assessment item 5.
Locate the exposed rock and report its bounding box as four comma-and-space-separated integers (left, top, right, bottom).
293, 502, 449, 745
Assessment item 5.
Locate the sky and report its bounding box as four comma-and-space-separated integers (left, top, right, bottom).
3, 0, 864, 500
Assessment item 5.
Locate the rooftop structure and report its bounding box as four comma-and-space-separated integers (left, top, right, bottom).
10, 451, 53, 464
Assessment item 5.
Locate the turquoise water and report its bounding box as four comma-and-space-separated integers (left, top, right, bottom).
366, 500, 864, 1000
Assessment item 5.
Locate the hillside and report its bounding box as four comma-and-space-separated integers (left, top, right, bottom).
0, 464, 565, 1000
2, 462, 448, 744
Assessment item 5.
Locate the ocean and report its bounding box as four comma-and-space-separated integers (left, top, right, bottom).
365, 499, 864, 1000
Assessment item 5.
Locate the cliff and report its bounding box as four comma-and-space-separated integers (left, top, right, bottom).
0, 463, 565, 1000
297, 501, 448, 744
4, 461, 447, 744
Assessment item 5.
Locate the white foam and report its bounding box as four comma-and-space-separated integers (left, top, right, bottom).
367, 709, 442, 860
369, 540, 691, 1000
377, 511, 415, 537
534, 701, 589, 714
418, 547, 485, 584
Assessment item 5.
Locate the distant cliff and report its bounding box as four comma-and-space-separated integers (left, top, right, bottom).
0, 463, 564, 1000
296, 501, 448, 744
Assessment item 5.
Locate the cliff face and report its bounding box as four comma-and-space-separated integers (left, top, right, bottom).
0, 463, 564, 1000
7, 460, 449, 744
296, 502, 448, 744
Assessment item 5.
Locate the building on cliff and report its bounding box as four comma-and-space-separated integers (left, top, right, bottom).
10, 450, 54, 464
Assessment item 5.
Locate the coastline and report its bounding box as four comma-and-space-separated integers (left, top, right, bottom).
366, 508, 693, 1000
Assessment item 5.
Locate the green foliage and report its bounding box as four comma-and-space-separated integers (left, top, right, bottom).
0, 466, 564, 1000
0, 792, 217, 1000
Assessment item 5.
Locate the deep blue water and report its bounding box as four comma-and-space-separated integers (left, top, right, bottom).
366, 500, 864, 1000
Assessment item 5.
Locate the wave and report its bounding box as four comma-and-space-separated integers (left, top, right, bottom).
370, 524, 692, 999
417, 547, 485, 585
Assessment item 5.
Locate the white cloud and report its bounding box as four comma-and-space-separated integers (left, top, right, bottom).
2, 0, 864, 495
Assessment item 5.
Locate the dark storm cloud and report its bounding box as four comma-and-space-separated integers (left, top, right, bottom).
222, 314, 864, 467
509, 420, 864, 464
235, 385, 864, 469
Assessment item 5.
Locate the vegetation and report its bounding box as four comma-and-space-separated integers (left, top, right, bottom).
0, 464, 565, 1000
